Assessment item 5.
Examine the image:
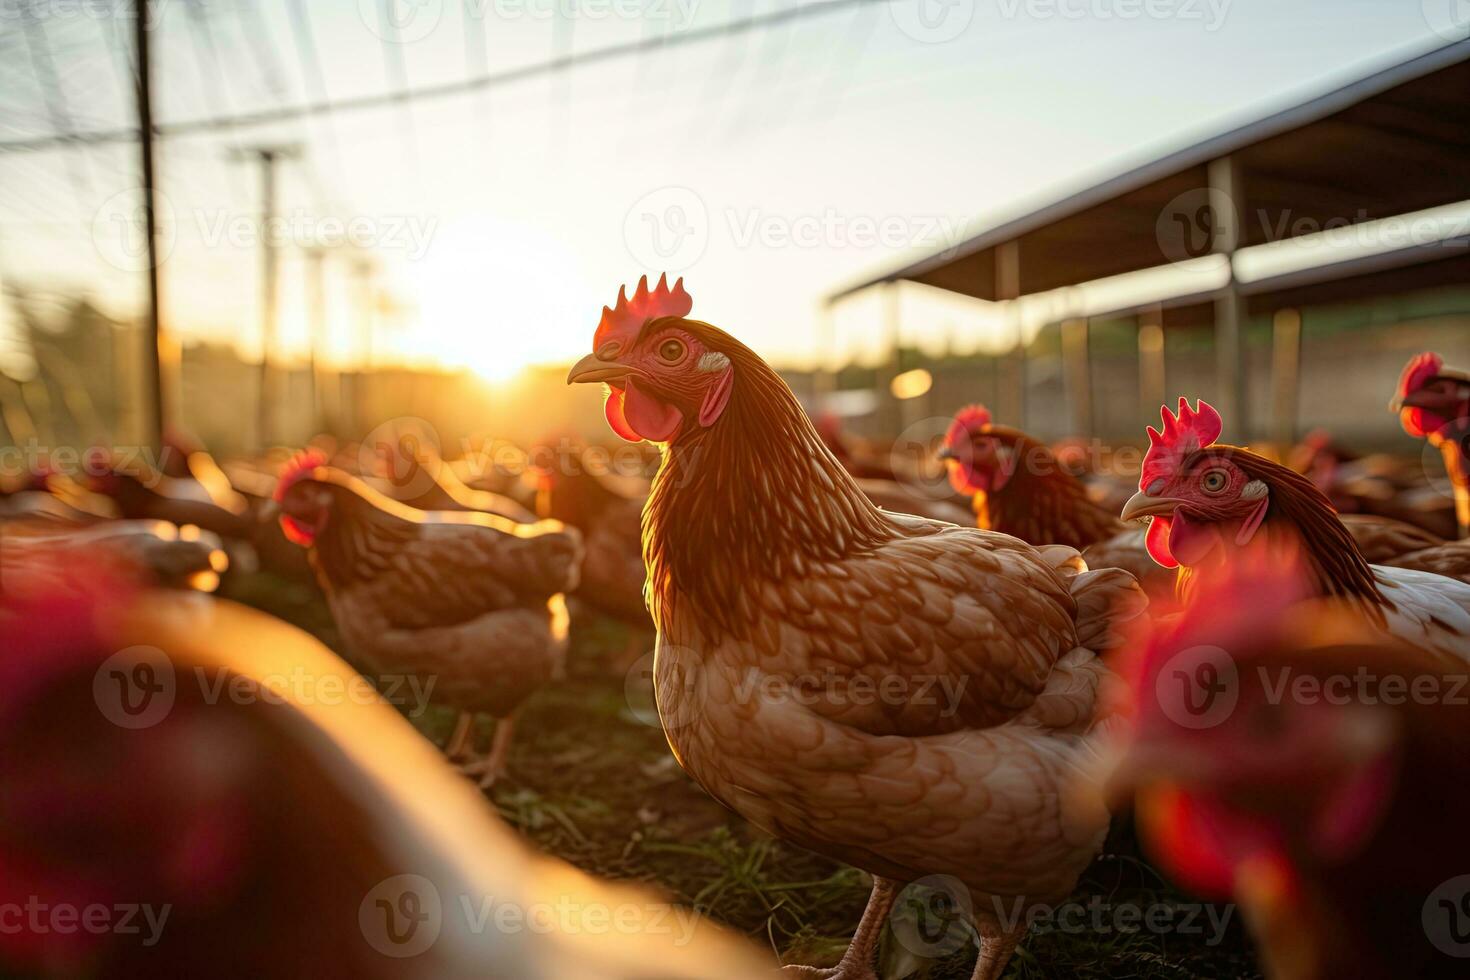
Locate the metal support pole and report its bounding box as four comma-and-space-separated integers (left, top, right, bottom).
305, 246, 327, 434
815, 302, 836, 416
134, 0, 165, 451
1208, 156, 1248, 439
1138, 305, 1166, 422
1270, 308, 1302, 446
354, 257, 377, 432
996, 240, 1023, 426
881, 281, 901, 437
1062, 317, 1092, 436
229, 144, 300, 448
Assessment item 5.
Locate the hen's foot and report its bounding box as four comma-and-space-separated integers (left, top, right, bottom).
458, 716, 517, 790
456, 756, 507, 790
444, 711, 476, 763
779, 966, 876, 979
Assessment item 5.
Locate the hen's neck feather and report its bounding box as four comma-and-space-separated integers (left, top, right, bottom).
643, 335, 889, 640
311, 483, 418, 589
1437, 439, 1470, 538
1184, 449, 1388, 619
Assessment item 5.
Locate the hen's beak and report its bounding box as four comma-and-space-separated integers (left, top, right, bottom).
936, 445, 956, 461
1391, 388, 1437, 412
1121, 491, 1186, 523
567, 352, 631, 385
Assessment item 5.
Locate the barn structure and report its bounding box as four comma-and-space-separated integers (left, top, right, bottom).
826, 37, 1470, 447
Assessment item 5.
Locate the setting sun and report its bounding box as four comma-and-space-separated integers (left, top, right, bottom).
404, 216, 595, 382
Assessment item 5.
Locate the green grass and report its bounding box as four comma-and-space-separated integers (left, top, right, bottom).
222, 571, 1264, 979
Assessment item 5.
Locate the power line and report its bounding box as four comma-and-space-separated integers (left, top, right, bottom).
284, 0, 332, 109
283, 0, 348, 195
375, 0, 419, 171
234, 0, 290, 104
18, 8, 94, 215
183, 0, 249, 199
0, 0, 882, 153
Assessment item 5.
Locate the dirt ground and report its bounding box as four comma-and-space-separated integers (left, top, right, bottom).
229, 571, 1264, 979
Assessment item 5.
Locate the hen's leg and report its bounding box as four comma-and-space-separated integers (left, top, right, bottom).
444, 711, 475, 762
969, 920, 1024, 980
781, 877, 897, 979
460, 715, 517, 789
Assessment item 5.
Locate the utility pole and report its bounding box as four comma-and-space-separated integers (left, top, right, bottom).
304, 246, 328, 433
228, 144, 300, 449
351, 255, 377, 434
134, 0, 166, 452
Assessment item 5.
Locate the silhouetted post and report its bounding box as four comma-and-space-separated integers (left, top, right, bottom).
1271, 308, 1303, 445
996, 241, 1024, 428
1209, 155, 1248, 440
229, 144, 300, 448
880, 282, 901, 437
1138, 305, 1166, 422
305, 246, 327, 432
1062, 317, 1092, 435
352, 256, 377, 432
134, 0, 165, 451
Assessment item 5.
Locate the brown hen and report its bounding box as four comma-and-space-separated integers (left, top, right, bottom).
274, 452, 582, 787
569, 277, 1146, 980
938, 405, 1174, 598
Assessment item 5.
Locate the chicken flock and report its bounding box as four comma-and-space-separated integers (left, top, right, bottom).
3, 275, 1469, 979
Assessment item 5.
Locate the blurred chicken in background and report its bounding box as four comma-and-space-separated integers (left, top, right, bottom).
361, 424, 539, 524
273, 452, 582, 787
0, 557, 772, 979
1108, 566, 1470, 980
1392, 352, 1470, 540
939, 404, 1175, 597
534, 442, 653, 673
77, 448, 254, 541
816, 410, 975, 522
1, 518, 228, 593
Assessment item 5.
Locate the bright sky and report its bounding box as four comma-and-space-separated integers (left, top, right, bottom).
0, 0, 1460, 381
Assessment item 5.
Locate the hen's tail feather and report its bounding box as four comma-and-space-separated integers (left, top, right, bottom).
1030, 542, 1149, 650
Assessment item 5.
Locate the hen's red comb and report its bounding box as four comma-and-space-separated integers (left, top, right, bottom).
1141, 398, 1222, 489
1396, 351, 1443, 398
593, 274, 692, 352
945, 404, 992, 448
273, 449, 327, 503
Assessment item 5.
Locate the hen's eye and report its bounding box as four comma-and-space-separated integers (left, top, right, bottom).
1201, 469, 1229, 494
657, 339, 685, 363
